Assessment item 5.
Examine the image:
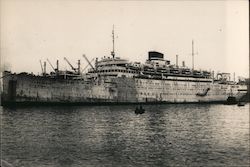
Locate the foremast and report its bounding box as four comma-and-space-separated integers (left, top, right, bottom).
111, 25, 115, 59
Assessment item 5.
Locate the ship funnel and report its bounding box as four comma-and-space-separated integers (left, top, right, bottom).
148, 51, 164, 61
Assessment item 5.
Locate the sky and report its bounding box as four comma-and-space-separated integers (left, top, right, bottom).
0, 0, 249, 78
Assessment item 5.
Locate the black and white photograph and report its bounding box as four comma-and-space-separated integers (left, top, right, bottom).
0, 0, 249, 166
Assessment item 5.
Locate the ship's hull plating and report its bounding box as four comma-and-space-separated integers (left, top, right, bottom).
1, 73, 247, 106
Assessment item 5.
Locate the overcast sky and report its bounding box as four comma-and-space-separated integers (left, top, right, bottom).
1, 0, 249, 78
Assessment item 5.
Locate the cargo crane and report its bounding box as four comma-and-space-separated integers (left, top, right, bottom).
39, 60, 44, 74
64, 57, 78, 73
43, 62, 46, 75
77, 60, 81, 74
40, 60, 47, 76
82, 58, 94, 73
47, 59, 56, 72
56, 60, 59, 72
82, 54, 95, 72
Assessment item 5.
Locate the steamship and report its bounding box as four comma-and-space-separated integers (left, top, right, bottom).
1, 29, 248, 106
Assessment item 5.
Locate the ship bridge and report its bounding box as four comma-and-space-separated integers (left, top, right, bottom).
87, 56, 140, 78
96, 57, 129, 67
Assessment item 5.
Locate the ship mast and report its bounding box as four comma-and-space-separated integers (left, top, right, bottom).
192, 39, 194, 70
111, 25, 115, 59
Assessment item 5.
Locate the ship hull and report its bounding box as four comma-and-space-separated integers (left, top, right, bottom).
1, 72, 247, 106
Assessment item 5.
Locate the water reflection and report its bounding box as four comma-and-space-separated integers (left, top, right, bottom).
1, 104, 249, 167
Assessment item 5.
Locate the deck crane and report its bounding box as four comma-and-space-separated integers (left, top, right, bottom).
47, 59, 56, 72
56, 60, 59, 72
82, 54, 95, 72
39, 60, 44, 74
43, 61, 46, 75
82, 58, 95, 73
64, 57, 78, 73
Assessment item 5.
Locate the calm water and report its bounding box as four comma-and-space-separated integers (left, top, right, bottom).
1, 104, 249, 167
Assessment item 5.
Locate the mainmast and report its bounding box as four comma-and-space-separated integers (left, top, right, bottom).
192, 39, 194, 70
111, 25, 115, 58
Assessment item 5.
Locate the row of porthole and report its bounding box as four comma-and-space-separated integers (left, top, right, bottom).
97, 69, 139, 74
135, 82, 212, 87
139, 92, 196, 96
136, 86, 200, 90
138, 92, 228, 96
